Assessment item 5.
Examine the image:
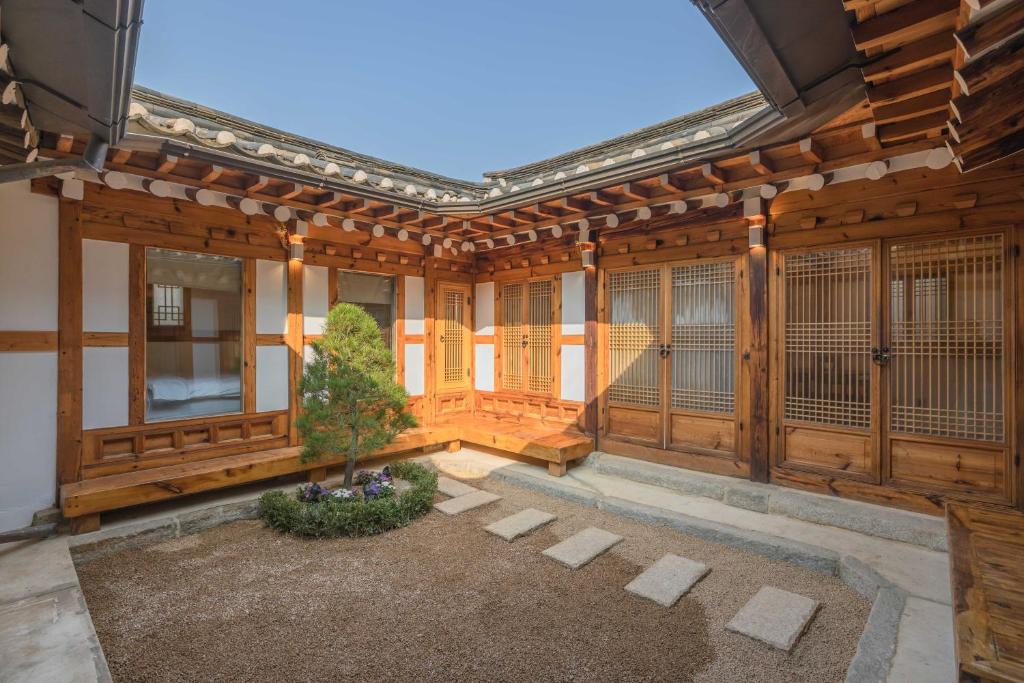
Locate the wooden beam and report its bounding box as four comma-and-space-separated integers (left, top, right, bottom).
562, 195, 590, 212
314, 191, 344, 208
954, 31, 1024, 96
110, 148, 132, 165
55, 134, 75, 153
589, 189, 620, 206
950, 77, 1017, 125
155, 153, 178, 174
245, 174, 270, 194
701, 163, 727, 187
862, 31, 955, 83
852, 0, 959, 52
532, 202, 563, 218
879, 110, 949, 142
746, 241, 769, 483
655, 173, 687, 192
243, 258, 257, 414
200, 164, 223, 184
57, 199, 83, 487
277, 183, 304, 200
748, 150, 774, 175
955, 0, 1024, 59
620, 182, 651, 200
955, 128, 1024, 171
866, 65, 953, 106
582, 246, 598, 437
798, 137, 824, 164
873, 88, 952, 124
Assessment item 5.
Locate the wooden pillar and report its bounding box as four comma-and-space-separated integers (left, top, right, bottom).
128, 244, 146, 425
56, 199, 83, 488
242, 258, 257, 415
746, 217, 770, 483
286, 249, 304, 445
582, 241, 599, 437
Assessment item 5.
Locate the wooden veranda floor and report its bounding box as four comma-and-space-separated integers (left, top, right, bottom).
947, 503, 1024, 682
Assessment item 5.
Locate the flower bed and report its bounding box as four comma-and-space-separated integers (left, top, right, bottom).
257, 461, 438, 538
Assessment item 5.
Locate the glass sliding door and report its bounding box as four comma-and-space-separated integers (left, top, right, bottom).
145, 248, 243, 421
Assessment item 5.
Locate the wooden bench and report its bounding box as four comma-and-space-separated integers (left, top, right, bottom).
60, 417, 593, 532
947, 503, 1024, 683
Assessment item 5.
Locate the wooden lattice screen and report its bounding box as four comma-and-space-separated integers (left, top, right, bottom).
889, 235, 1004, 442
608, 269, 661, 406
502, 282, 524, 391
528, 280, 553, 393
783, 247, 872, 429
671, 261, 735, 413
442, 288, 464, 386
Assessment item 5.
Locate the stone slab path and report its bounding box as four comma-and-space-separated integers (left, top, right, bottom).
433, 490, 501, 516
624, 554, 709, 607
726, 586, 819, 651
485, 509, 556, 542
542, 527, 623, 569
437, 476, 479, 498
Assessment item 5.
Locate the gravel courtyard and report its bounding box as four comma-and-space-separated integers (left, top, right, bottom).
78, 475, 870, 682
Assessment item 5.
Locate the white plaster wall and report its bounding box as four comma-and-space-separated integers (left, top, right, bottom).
403, 275, 424, 335
256, 345, 289, 412
83, 347, 129, 429
475, 344, 494, 392
561, 344, 585, 402
256, 259, 287, 334
0, 181, 59, 330
562, 270, 585, 337
0, 182, 59, 532
303, 265, 328, 335
474, 281, 494, 335
82, 239, 129, 332
404, 343, 424, 396
304, 344, 315, 367
0, 352, 57, 531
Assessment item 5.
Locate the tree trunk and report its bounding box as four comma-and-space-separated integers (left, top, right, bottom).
343, 407, 359, 488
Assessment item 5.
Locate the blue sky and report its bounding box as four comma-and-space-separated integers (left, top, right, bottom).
135, 1, 754, 180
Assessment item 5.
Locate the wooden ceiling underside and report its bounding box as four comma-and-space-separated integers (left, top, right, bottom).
845, 0, 1024, 171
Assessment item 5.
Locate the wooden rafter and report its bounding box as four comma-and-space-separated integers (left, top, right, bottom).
852, 0, 959, 52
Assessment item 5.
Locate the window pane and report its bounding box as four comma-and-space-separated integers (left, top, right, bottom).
145, 248, 243, 421
338, 271, 395, 349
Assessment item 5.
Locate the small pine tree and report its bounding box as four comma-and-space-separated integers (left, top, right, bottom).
297, 303, 416, 488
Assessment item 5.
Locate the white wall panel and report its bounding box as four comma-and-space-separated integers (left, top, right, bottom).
83, 347, 130, 429
475, 281, 494, 335
403, 275, 424, 335
0, 181, 59, 330
255, 259, 287, 334
303, 265, 328, 335
82, 239, 129, 332
474, 344, 494, 391
0, 352, 57, 532
404, 343, 424, 396
256, 345, 289, 412
560, 344, 585, 402
562, 270, 585, 337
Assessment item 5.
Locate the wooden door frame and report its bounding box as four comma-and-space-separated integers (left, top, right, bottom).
433, 279, 473, 396
493, 274, 560, 399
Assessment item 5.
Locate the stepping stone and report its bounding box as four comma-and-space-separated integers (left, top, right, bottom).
485, 508, 556, 541
437, 476, 479, 498
433, 490, 501, 515
726, 586, 819, 651
542, 527, 623, 569
624, 554, 709, 607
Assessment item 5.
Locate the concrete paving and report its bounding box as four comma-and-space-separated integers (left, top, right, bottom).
726, 586, 819, 651
437, 476, 479, 498
433, 490, 502, 515
624, 553, 709, 607
485, 508, 556, 541
888, 597, 956, 682
0, 539, 110, 682
542, 527, 623, 569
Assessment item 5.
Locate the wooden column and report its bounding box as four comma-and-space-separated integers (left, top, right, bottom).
286, 253, 304, 445
582, 241, 599, 437
127, 244, 146, 425
242, 258, 257, 415
746, 220, 770, 483
56, 199, 83, 488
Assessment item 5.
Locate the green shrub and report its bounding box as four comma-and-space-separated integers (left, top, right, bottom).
257, 461, 438, 538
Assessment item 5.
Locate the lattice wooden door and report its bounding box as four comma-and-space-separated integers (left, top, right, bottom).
606, 268, 664, 444
774, 244, 880, 481
884, 233, 1010, 501
667, 260, 738, 456
499, 279, 554, 395
435, 282, 471, 393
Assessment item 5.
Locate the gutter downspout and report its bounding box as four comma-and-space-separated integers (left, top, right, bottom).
0, 133, 108, 184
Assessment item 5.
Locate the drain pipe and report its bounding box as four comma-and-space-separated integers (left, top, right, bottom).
0, 133, 108, 184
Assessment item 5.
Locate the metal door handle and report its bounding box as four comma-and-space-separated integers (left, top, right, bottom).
522, 336, 529, 348
871, 346, 890, 365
